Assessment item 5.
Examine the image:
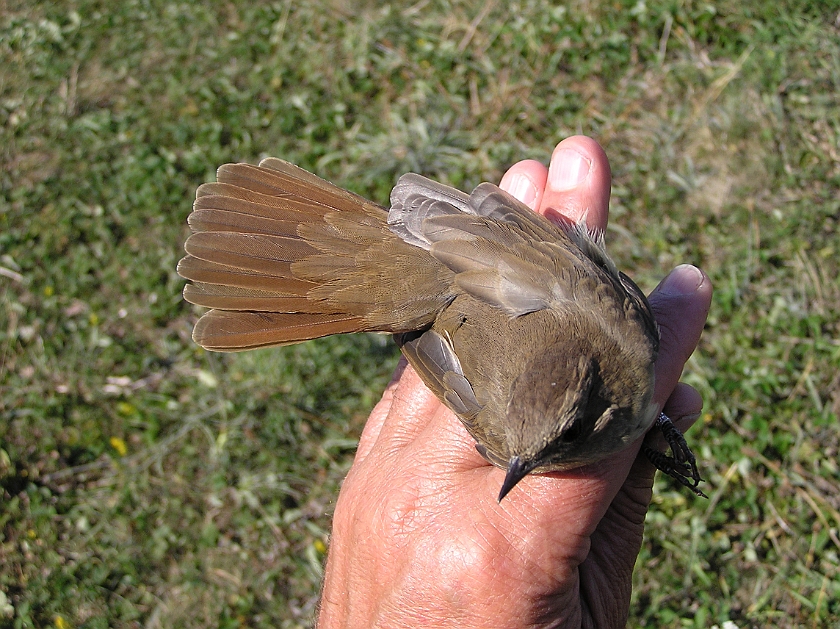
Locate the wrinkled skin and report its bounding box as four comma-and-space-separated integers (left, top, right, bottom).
317, 136, 713, 629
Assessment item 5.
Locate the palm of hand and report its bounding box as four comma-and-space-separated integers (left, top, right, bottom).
318, 136, 711, 629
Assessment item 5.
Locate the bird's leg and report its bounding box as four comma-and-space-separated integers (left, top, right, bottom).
642, 412, 707, 498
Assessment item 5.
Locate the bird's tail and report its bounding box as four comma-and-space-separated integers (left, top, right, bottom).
177, 158, 453, 351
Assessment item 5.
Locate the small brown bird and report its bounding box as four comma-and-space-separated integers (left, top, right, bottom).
177, 158, 704, 500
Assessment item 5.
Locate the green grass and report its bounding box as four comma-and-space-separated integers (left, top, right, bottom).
2, 0, 839, 627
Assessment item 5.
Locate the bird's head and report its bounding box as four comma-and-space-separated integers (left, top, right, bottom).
498, 342, 656, 501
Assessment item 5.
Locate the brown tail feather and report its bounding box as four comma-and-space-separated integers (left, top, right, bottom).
177, 255, 312, 294
192, 310, 368, 351
195, 185, 333, 221
178, 160, 455, 350
188, 208, 301, 237
183, 282, 321, 312
216, 163, 383, 218
184, 232, 318, 273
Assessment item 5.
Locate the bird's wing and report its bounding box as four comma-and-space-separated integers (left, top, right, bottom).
388, 177, 658, 349
396, 329, 483, 421
389, 178, 602, 318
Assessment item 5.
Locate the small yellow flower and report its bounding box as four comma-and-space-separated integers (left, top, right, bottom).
44, 286, 54, 297
109, 437, 127, 457
54, 615, 69, 629
314, 539, 327, 554
27, 529, 37, 539
116, 402, 135, 416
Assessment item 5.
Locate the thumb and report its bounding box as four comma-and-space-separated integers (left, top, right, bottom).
648, 264, 712, 406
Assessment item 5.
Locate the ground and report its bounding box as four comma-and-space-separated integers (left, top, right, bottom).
1, 1, 839, 627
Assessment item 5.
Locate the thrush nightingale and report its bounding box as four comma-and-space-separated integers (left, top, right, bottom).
177, 158, 704, 499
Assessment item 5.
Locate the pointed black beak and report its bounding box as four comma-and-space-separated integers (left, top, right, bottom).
498, 456, 532, 502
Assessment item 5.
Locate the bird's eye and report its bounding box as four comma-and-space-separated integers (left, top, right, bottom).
560, 415, 582, 442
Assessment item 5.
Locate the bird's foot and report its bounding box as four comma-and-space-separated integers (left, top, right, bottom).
643, 412, 707, 498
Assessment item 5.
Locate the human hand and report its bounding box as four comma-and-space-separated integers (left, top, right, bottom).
317, 135, 713, 628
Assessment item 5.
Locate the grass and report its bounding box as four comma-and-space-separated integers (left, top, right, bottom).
1, 0, 839, 627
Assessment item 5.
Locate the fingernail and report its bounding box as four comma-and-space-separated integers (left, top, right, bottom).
679, 412, 702, 424
660, 410, 702, 424
548, 148, 591, 190
505, 173, 538, 208
659, 264, 704, 296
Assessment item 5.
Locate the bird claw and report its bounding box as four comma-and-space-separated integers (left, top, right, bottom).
643, 412, 708, 498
